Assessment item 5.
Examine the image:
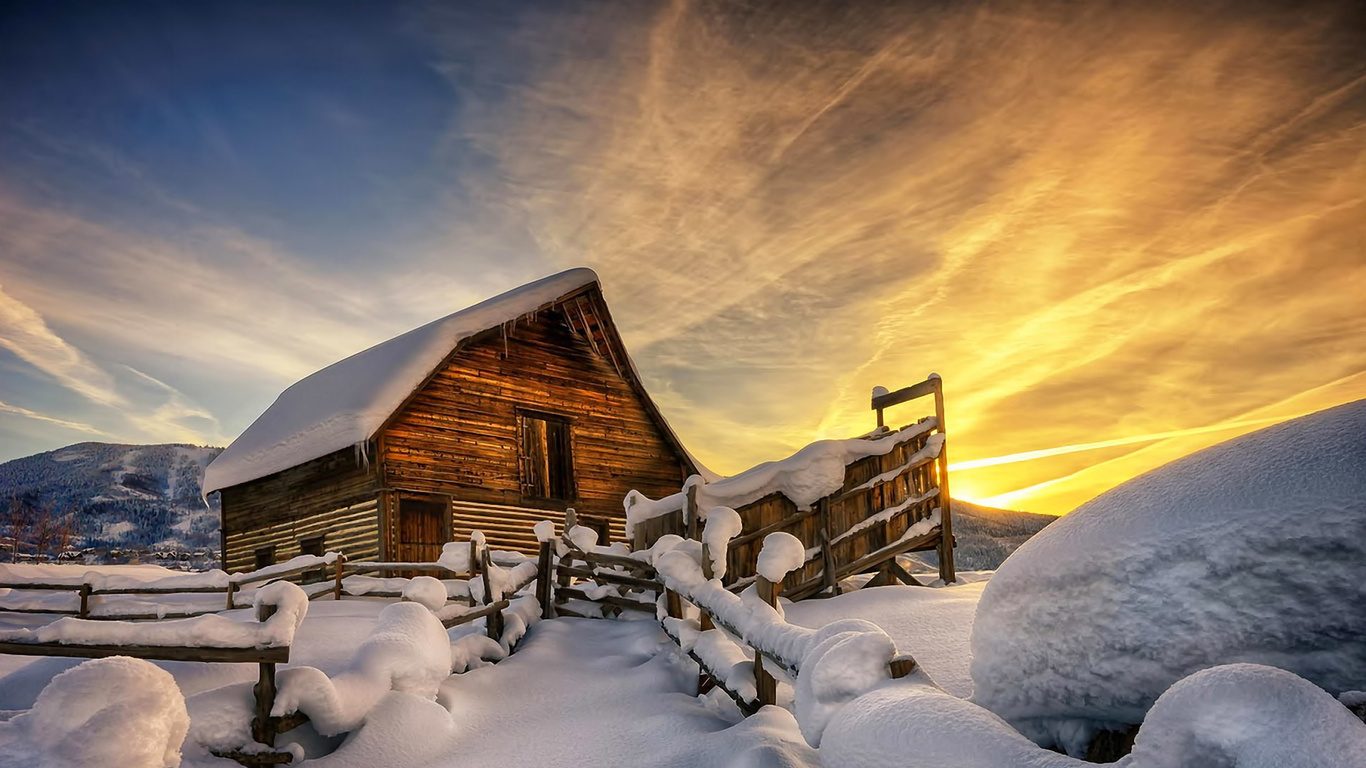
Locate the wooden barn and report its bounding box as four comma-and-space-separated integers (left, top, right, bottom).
203, 269, 703, 573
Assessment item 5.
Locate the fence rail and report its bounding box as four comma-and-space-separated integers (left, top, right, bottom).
627, 374, 956, 594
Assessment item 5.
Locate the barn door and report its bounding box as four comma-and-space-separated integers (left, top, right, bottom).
396, 494, 448, 564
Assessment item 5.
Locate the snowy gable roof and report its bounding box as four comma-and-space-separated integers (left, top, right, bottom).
203, 268, 601, 494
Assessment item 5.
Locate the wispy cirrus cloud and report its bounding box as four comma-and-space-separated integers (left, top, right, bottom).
420, 0, 1366, 511
0, 281, 125, 408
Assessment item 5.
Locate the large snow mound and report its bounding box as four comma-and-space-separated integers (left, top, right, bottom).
820, 663, 1366, 768
203, 268, 598, 493
0, 656, 190, 768
970, 399, 1366, 753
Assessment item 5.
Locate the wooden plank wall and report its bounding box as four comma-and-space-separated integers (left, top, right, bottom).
220, 447, 381, 572
380, 306, 689, 552
223, 499, 380, 573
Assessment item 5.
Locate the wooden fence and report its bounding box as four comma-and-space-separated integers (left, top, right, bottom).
631, 375, 956, 594
0, 585, 303, 767
542, 511, 919, 717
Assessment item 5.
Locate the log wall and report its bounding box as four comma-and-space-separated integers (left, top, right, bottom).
220, 447, 381, 572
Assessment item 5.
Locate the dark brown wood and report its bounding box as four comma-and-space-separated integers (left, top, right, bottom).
441, 599, 511, 628
753, 576, 780, 707
0, 641, 290, 663
932, 375, 956, 584
536, 539, 554, 620
481, 548, 505, 641
333, 554, 345, 600
556, 588, 653, 613
871, 378, 939, 413
78, 583, 90, 618
555, 563, 660, 593
887, 559, 924, 587
252, 662, 278, 746
888, 654, 917, 678
665, 588, 683, 619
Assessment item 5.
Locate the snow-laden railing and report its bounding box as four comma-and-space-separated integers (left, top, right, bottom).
0, 553, 345, 620
626, 376, 955, 596
645, 515, 919, 744
0, 581, 310, 767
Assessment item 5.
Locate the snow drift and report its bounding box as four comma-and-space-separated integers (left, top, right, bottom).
970, 399, 1366, 754
0, 657, 190, 768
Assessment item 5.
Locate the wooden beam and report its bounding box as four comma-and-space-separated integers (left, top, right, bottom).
0, 641, 290, 664
870, 378, 939, 413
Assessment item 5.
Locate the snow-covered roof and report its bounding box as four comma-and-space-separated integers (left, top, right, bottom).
204, 268, 603, 494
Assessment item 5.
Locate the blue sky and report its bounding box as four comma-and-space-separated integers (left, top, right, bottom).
1, 0, 1364, 513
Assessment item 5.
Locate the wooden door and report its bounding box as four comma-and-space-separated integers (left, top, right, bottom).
397, 495, 448, 563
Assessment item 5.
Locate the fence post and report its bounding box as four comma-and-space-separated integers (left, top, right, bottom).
225, 581, 238, 611
78, 583, 90, 618
481, 547, 505, 641
537, 539, 554, 620
931, 374, 956, 584
684, 484, 699, 542
333, 553, 345, 601
252, 601, 279, 747
753, 576, 779, 707
698, 542, 715, 632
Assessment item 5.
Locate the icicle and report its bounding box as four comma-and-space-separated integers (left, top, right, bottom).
354, 440, 370, 469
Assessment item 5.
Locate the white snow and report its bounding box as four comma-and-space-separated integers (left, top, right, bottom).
533, 519, 556, 542
625, 418, 940, 536
203, 268, 600, 494
701, 506, 743, 578
755, 532, 805, 584
820, 663, 1366, 768
0, 580, 309, 649
970, 399, 1366, 754
784, 581, 985, 699
400, 577, 448, 611
0, 657, 190, 768
269, 602, 452, 738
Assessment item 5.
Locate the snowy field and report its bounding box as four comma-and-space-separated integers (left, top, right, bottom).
1, 400, 1364, 767
0, 579, 986, 767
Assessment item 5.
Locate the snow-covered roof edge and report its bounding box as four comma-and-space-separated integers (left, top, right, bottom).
205, 267, 705, 494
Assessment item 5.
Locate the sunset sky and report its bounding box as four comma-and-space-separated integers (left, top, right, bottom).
1, 1, 1363, 515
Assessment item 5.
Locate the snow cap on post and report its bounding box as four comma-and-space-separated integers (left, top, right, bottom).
701, 506, 743, 579
756, 532, 806, 584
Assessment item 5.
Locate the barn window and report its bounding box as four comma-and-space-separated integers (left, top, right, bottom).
519, 411, 574, 501
298, 534, 326, 583
254, 545, 276, 571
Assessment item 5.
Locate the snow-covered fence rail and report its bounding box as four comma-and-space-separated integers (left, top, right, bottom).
0, 553, 345, 620
627, 373, 956, 592
548, 509, 660, 620
0, 581, 309, 767
647, 522, 918, 733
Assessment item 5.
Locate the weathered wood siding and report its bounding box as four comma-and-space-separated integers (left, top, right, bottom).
380, 307, 689, 552
220, 447, 381, 572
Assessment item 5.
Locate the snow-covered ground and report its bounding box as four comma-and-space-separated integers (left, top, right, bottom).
971, 398, 1366, 755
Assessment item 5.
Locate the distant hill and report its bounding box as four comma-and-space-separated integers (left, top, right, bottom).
0, 442, 224, 560
905, 499, 1057, 572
